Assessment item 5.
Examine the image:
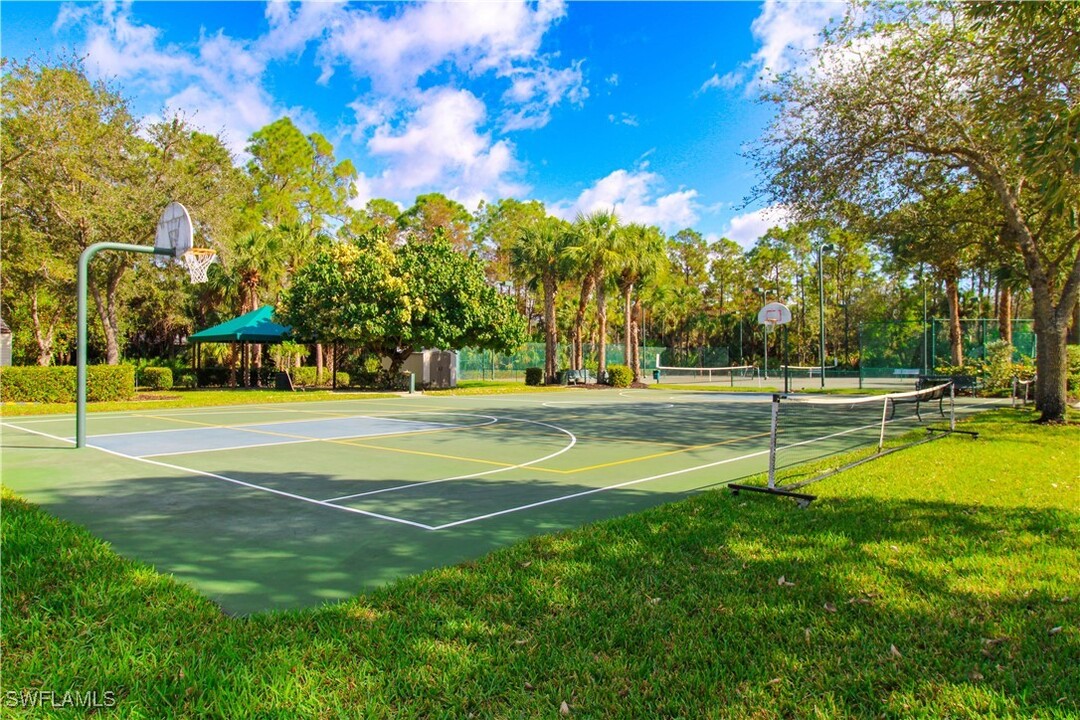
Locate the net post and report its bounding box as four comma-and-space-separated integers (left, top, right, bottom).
768, 393, 781, 489
949, 382, 956, 431
878, 395, 889, 452
1011, 376, 1017, 408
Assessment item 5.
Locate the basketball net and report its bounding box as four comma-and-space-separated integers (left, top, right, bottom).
180, 248, 217, 284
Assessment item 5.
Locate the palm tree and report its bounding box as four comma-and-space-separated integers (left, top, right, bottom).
226, 228, 285, 386
616, 224, 667, 382
564, 210, 621, 377
510, 217, 570, 383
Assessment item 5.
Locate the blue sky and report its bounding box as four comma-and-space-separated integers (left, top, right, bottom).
1, 1, 843, 246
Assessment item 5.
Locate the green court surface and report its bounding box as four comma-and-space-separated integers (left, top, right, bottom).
0, 388, 1005, 614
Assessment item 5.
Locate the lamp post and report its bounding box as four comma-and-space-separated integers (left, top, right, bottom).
817, 243, 834, 388
754, 286, 768, 378
920, 264, 928, 375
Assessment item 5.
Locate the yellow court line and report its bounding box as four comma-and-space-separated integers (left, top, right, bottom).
570, 433, 689, 448
329, 439, 517, 468
135, 412, 518, 468
538, 430, 773, 475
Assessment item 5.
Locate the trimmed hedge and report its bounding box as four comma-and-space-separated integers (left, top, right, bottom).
291, 367, 349, 387
141, 367, 173, 391
606, 364, 633, 388
0, 365, 135, 403
524, 367, 543, 386
177, 371, 198, 389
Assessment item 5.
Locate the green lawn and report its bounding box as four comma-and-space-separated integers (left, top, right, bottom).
0, 388, 400, 417
1, 409, 1076, 718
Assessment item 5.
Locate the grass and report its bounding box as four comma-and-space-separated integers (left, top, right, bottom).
0, 388, 399, 417
425, 380, 569, 396
2, 409, 1077, 718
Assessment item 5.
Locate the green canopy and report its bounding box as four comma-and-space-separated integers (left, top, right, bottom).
189, 305, 291, 343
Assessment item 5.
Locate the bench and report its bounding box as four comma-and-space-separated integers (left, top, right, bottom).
918, 374, 979, 396
559, 369, 593, 385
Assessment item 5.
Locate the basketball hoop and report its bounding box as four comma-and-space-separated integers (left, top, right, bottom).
180, 248, 217, 284
154, 202, 193, 268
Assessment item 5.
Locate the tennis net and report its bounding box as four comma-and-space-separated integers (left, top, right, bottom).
655, 364, 759, 386
765, 381, 954, 487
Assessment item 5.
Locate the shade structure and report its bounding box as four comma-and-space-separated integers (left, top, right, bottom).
188, 305, 291, 343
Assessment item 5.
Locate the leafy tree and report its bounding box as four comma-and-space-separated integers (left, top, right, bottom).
753, 1, 1080, 421
284, 234, 526, 377
398, 193, 473, 250
1, 59, 243, 365
246, 117, 356, 234
390, 236, 527, 373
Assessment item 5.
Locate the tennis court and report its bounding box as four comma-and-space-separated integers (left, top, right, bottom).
0, 388, 1005, 614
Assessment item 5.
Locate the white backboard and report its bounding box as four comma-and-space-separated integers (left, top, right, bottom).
757, 301, 792, 325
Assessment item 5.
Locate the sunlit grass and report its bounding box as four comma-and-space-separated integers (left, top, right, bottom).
2, 409, 1076, 717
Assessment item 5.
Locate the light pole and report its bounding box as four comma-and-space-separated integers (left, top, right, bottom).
754, 286, 768, 378
817, 243, 834, 388
920, 264, 928, 375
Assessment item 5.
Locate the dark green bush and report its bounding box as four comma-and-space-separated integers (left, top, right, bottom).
291, 367, 348, 387
0, 366, 75, 402
87, 365, 136, 401
177, 371, 198, 389
606, 364, 633, 388
0, 365, 135, 403
142, 367, 173, 390
524, 367, 543, 386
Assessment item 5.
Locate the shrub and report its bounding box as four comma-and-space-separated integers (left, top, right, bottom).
142, 367, 173, 390
606, 364, 633, 388
87, 365, 136, 401
290, 367, 348, 387
0, 365, 135, 403
177, 371, 198, 389
524, 367, 543, 386
0, 366, 75, 403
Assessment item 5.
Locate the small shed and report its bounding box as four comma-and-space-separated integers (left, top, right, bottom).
0, 318, 11, 367
396, 350, 458, 389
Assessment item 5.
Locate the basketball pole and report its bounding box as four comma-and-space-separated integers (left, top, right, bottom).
77, 242, 176, 448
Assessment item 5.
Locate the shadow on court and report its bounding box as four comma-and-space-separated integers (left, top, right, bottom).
2, 463, 725, 614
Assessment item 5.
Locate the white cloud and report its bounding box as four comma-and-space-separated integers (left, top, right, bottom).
606, 73, 619, 86
722, 205, 792, 249
69, 4, 286, 154
54, 0, 581, 205
357, 88, 528, 210
607, 113, 639, 127
697, 71, 743, 94
711, 1, 841, 92
552, 169, 699, 232
749, 1, 840, 80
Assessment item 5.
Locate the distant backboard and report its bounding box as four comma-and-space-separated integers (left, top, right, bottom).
757, 301, 792, 325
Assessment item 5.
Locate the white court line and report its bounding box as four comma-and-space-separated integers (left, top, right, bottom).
322, 416, 577, 503
77, 411, 458, 440
427, 403, 1006, 530
138, 415, 500, 458
0, 422, 436, 530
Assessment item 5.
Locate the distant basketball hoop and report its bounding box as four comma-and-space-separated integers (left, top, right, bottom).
758, 302, 792, 326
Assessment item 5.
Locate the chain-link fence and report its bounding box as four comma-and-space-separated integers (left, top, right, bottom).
457, 343, 667, 381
